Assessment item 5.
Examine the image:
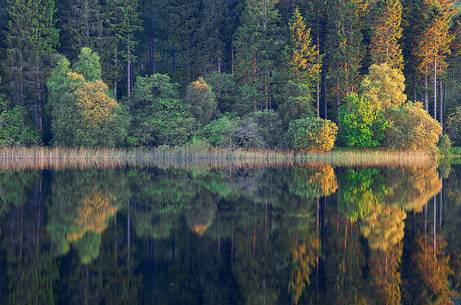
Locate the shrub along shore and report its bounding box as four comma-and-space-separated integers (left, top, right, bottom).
0, 146, 438, 170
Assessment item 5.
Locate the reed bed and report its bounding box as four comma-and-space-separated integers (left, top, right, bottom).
0, 146, 436, 170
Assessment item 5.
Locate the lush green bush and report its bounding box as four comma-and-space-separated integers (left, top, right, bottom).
382, 102, 442, 150
185, 77, 217, 124
0, 98, 39, 146
197, 115, 239, 147
278, 81, 315, 126
339, 93, 388, 148
48, 49, 129, 147
140, 99, 198, 146
128, 74, 197, 146
286, 117, 338, 152
438, 134, 452, 157
446, 106, 461, 145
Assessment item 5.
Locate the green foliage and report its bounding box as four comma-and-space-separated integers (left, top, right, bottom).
339, 168, 383, 222
205, 72, 254, 115
233, 0, 281, 106
0, 170, 40, 214
197, 115, 239, 147
185, 77, 217, 123
286, 117, 338, 152
361, 63, 407, 108
232, 116, 267, 148
141, 98, 197, 146
47, 49, 129, 147
438, 134, 452, 157
128, 73, 198, 146
73, 47, 102, 81
382, 102, 442, 150
3, 0, 59, 136
339, 93, 388, 148
244, 110, 282, 147
446, 106, 461, 145
279, 81, 315, 126
0, 98, 39, 146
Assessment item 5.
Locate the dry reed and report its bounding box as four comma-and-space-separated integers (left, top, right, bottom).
0, 146, 436, 170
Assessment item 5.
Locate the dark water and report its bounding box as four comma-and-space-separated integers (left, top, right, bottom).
0, 164, 460, 305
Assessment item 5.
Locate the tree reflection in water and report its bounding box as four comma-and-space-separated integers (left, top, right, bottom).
0, 164, 457, 305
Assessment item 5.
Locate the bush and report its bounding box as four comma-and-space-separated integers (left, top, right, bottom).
339, 93, 388, 148
48, 49, 129, 147
382, 102, 442, 150
185, 77, 217, 124
286, 117, 338, 152
278, 81, 315, 126
128, 74, 198, 146
197, 115, 239, 147
438, 134, 452, 157
244, 110, 283, 147
446, 106, 461, 145
232, 117, 267, 148
0, 98, 39, 146
141, 99, 198, 146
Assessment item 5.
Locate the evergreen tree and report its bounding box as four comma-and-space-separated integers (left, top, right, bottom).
414, 0, 455, 117
233, 0, 282, 110
370, 0, 404, 71
286, 7, 321, 116
106, 0, 141, 97
3, 0, 59, 136
166, 0, 201, 85
57, 0, 105, 60
139, 0, 169, 75
325, 0, 367, 116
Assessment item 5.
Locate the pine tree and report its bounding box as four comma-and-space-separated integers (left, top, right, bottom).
197, 0, 224, 73
106, 0, 142, 98
3, 0, 59, 136
166, 0, 201, 85
325, 0, 367, 115
300, 0, 328, 118
139, 0, 169, 75
233, 0, 282, 110
414, 0, 455, 117
370, 0, 404, 71
287, 7, 321, 116
57, 0, 105, 60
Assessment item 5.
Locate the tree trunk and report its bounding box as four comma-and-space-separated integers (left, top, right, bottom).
148, 33, 155, 74
433, 61, 437, 120
440, 79, 443, 129
433, 196, 436, 256
316, 14, 321, 118
127, 42, 131, 98
322, 65, 327, 119
231, 46, 235, 76
424, 71, 429, 112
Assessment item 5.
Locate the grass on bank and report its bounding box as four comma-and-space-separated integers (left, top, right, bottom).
0, 146, 437, 170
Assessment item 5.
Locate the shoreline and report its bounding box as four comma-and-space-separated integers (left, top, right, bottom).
0, 146, 440, 170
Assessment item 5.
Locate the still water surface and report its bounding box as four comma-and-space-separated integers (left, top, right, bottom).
0, 164, 460, 304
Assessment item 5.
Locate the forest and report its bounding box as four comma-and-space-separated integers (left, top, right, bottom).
0, 0, 460, 152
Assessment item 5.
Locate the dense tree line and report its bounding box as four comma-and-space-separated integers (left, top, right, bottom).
0, 0, 460, 150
